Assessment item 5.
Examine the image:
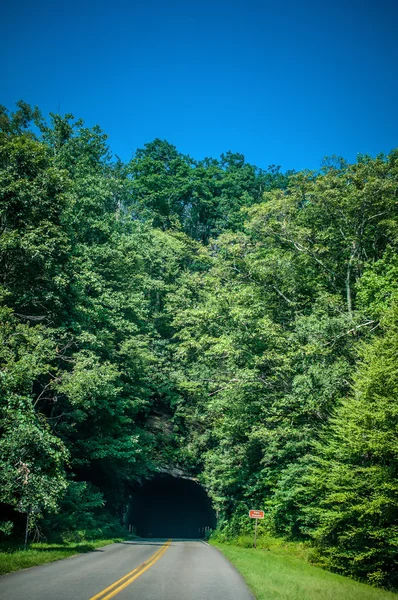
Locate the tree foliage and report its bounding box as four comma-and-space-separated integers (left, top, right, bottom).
1, 102, 398, 588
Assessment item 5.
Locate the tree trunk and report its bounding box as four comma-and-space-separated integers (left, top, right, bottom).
24, 505, 31, 550
346, 245, 357, 318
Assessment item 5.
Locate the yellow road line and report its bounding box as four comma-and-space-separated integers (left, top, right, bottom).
89, 545, 166, 600
89, 539, 171, 600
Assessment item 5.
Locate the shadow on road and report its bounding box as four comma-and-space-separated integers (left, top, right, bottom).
121, 538, 205, 545
31, 545, 105, 553
121, 542, 165, 546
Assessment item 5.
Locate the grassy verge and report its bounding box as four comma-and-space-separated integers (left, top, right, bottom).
0, 538, 125, 576
211, 541, 398, 600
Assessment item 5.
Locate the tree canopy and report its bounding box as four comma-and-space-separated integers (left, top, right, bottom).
1, 102, 397, 589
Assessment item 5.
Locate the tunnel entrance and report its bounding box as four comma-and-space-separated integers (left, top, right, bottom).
129, 474, 216, 538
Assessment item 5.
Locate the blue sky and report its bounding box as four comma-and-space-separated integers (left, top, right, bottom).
2, 0, 397, 171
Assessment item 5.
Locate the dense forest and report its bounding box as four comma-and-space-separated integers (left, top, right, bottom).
1, 101, 397, 589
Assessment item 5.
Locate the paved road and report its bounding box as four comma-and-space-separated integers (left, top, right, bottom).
0, 539, 253, 600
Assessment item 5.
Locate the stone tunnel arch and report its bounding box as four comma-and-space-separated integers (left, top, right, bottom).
128, 474, 217, 538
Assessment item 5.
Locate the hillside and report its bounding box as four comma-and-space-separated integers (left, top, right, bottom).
1, 101, 397, 590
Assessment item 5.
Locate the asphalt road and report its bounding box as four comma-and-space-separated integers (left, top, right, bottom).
0, 539, 253, 600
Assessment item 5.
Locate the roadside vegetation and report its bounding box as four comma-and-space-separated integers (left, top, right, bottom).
0, 538, 125, 576
212, 539, 398, 600
1, 101, 397, 591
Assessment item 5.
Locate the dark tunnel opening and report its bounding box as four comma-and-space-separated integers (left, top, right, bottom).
129, 475, 217, 538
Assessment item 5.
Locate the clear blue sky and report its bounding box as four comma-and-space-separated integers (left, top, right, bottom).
2, 0, 397, 171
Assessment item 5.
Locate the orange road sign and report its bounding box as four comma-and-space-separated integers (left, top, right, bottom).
249, 510, 264, 519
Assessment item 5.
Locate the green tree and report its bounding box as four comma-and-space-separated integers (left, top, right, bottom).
306, 306, 398, 588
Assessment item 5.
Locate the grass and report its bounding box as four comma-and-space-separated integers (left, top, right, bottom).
211, 540, 398, 600
0, 537, 125, 576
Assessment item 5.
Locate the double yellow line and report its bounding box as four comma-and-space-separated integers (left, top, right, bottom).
90, 539, 171, 600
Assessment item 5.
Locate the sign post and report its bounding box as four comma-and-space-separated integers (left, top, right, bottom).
249, 510, 264, 549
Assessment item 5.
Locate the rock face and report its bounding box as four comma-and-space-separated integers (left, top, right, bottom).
156, 466, 199, 483
145, 409, 203, 484
146, 410, 200, 483
146, 413, 174, 435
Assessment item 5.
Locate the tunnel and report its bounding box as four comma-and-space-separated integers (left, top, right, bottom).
129, 474, 217, 538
